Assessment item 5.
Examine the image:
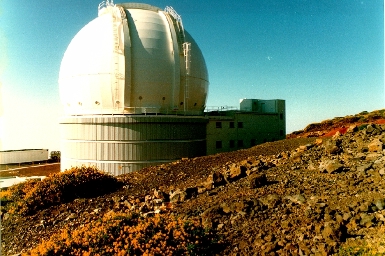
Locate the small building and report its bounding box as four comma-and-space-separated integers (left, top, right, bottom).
0, 149, 49, 165
206, 99, 285, 155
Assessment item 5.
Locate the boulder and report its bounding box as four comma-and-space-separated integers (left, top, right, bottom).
374, 199, 385, 211
207, 170, 227, 187
322, 221, 345, 242
247, 173, 267, 188
169, 189, 187, 203
368, 139, 383, 152
154, 189, 168, 200
319, 160, 344, 174
324, 140, 340, 155
228, 163, 247, 181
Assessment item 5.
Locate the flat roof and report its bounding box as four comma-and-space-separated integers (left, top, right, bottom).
0, 149, 48, 153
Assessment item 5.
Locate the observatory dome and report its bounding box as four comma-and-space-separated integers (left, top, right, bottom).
59, 2, 209, 174
59, 2, 208, 116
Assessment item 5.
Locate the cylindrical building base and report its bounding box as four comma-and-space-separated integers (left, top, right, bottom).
60, 115, 208, 175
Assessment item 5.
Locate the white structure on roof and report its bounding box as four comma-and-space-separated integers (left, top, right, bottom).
59, 3, 209, 175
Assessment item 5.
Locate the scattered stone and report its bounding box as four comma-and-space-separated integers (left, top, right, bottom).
357, 163, 373, 174
374, 199, 385, 211
169, 189, 187, 203
360, 213, 375, 227
154, 189, 168, 200
322, 221, 345, 242
228, 164, 247, 181
65, 213, 77, 221
285, 194, 306, 204
319, 159, 343, 174
368, 139, 383, 152
259, 194, 281, 209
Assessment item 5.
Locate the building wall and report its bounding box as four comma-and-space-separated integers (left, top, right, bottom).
0, 149, 49, 164
60, 115, 207, 175
206, 99, 286, 155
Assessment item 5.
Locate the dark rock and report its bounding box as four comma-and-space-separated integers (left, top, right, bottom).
247, 173, 267, 188
207, 171, 227, 187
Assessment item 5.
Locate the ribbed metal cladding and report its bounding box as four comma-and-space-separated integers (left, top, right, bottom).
60, 115, 208, 175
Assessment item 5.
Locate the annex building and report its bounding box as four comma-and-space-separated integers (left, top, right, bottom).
206, 99, 286, 155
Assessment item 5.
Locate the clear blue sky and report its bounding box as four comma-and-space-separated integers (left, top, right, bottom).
0, 0, 383, 151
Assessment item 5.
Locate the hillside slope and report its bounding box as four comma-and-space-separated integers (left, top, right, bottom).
2, 109, 385, 255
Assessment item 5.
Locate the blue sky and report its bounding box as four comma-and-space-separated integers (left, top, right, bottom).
0, 0, 383, 151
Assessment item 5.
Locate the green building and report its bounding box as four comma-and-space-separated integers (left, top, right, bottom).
206, 99, 285, 155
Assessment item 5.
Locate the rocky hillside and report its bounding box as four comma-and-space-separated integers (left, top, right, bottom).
2, 109, 385, 255
287, 109, 385, 139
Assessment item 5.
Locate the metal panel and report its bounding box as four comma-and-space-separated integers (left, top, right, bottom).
60, 115, 207, 174
0, 149, 48, 164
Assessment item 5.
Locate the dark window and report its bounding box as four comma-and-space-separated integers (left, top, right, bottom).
216, 141, 222, 149
216, 122, 222, 128
250, 139, 256, 146
238, 140, 244, 148
238, 122, 243, 128
280, 113, 283, 120
229, 140, 235, 148
229, 122, 235, 128
280, 130, 284, 136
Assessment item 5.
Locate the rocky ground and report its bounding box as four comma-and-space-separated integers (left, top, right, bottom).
2, 110, 385, 255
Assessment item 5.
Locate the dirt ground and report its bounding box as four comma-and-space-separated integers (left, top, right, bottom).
0, 163, 60, 178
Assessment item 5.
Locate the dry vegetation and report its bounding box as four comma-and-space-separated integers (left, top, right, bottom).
1, 167, 220, 255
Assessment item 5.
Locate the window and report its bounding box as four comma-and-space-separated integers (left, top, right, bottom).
238, 140, 244, 148
216, 141, 222, 149
229, 140, 235, 148
250, 139, 256, 146
216, 122, 222, 128
238, 122, 243, 128
280, 113, 284, 120
229, 122, 235, 128
280, 130, 284, 136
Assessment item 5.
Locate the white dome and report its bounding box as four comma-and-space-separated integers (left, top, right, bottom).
59, 3, 209, 116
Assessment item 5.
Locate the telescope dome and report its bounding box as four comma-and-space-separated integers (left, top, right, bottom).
59, 2, 209, 116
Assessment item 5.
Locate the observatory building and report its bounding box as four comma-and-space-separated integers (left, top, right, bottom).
59, 1, 286, 175
59, 2, 209, 175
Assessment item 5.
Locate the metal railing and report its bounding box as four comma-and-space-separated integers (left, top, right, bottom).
204, 106, 239, 112
98, 0, 115, 11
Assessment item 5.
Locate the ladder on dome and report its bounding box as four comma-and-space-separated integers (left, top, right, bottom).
164, 6, 191, 113
111, 5, 124, 110
183, 42, 191, 107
